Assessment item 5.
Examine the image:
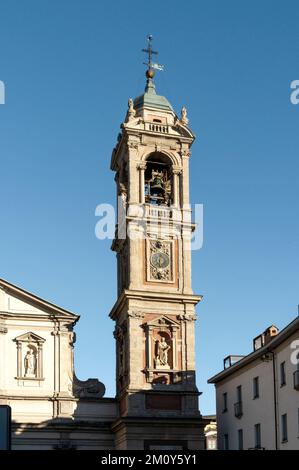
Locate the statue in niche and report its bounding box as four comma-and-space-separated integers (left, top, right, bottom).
155, 337, 170, 368
24, 348, 37, 377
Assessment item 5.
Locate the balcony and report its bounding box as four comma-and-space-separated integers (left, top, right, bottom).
144, 122, 170, 134
293, 370, 299, 391
145, 204, 172, 220
143, 204, 183, 222
234, 401, 243, 418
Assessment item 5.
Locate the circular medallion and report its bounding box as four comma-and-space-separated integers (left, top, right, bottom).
150, 252, 170, 270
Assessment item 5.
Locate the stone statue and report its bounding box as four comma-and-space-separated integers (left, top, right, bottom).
157, 337, 170, 366
24, 349, 36, 377
154, 356, 161, 368
126, 98, 136, 121
180, 106, 189, 126
118, 182, 127, 212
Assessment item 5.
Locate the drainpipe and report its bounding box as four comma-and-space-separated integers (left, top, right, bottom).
262, 349, 278, 449
271, 351, 279, 450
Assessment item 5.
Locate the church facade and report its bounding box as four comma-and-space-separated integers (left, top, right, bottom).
0, 60, 205, 450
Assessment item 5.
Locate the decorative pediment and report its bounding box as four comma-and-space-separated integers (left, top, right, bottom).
14, 331, 46, 343
173, 119, 195, 139
146, 315, 179, 328
0, 278, 79, 322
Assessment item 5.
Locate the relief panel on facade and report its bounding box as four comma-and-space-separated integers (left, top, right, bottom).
114, 322, 128, 391
146, 239, 174, 283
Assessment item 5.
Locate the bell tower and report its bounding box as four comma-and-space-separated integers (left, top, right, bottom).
110, 38, 205, 450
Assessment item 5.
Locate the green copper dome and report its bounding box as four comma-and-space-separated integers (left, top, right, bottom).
134, 77, 173, 112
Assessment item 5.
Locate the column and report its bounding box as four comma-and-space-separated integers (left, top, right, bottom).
172, 326, 178, 370
38, 343, 43, 379
137, 162, 147, 204
172, 166, 182, 208
16, 342, 22, 377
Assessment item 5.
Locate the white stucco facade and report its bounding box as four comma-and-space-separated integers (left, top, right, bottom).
0, 278, 117, 449
209, 319, 299, 450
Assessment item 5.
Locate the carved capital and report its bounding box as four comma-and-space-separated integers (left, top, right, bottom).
0, 325, 7, 334
137, 162, 147, 171
181, 149, 191, 157
127, 140, 139, 150
172, 166, 182, 175
128, 310, 145, 319
178, 313, 197, 322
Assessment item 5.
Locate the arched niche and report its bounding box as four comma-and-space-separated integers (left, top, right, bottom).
144, 152, 173, 206
14, 332, 45, 381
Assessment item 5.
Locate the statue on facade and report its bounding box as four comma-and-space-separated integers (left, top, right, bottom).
126, 98, 136, 122
156, 337, 170, 367
24, 349, 37, 377
180, 106, 189, 126
119, 182, 127, 206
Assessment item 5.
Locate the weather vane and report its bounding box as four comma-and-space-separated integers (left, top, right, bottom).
142, 35, 164, 74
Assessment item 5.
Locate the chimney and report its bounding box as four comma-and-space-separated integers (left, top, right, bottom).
253, 325, 279, 351
263, 325, 279, 345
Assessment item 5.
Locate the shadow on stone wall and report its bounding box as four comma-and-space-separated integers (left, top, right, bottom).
9, 373, 117, 450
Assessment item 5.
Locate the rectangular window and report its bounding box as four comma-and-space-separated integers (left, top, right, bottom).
281, 414, 288, 443
237, 385, 242, 402
223, 433, 229, 450
222, 392, 228, 412
238, 429, 243, 450
253, 376, 259, 399
280, 361, 286, 386
254, 423, 261, 449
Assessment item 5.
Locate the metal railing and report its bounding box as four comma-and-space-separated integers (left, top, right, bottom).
234, 401, 243, 418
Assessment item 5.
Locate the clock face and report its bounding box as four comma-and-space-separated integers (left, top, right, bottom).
150, 252, 170, 270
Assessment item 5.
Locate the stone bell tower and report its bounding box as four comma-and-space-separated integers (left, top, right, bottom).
109, 39, 205, 450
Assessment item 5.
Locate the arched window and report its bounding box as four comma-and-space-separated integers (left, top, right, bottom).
144, 153, 172, 206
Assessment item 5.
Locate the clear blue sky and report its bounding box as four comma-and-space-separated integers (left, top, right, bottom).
0, 0, 298, 414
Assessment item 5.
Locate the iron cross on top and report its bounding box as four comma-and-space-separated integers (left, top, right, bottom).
142, 35, 164, 72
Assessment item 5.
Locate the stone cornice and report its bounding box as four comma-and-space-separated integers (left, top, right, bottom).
0, 311, 77, 324
111, 126, 195, 171
109, 289, 202, 320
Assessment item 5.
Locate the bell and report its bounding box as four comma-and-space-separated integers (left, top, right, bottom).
151, 176, 164, 194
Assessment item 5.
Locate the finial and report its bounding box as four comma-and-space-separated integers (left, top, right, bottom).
180, 106, 189, 126
125, 98, 136, 122
142, 35, 164, 80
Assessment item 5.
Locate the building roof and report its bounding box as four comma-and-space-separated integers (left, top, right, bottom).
0, 278, 80, 321
134, 77, 173, 112
208, 315, 299, 384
